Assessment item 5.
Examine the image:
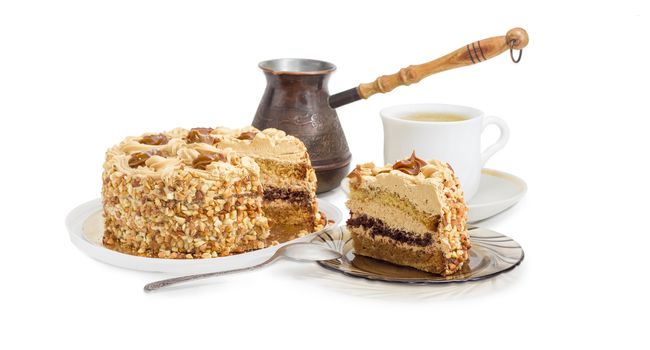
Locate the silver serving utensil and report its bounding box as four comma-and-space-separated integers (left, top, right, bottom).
144, 242, 342, 292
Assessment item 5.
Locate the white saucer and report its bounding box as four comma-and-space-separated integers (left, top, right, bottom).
66, 198, 342, 274
340, 168, 526, 223
468, 169, 527, 222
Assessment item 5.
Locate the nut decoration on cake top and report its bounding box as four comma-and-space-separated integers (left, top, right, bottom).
105, 137, 260, 183
104, 126, 311, 180
211, 126, 310, 163
347, 151, 466, 216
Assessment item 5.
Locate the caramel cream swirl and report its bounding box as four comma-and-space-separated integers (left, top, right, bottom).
392, 151, 427, 175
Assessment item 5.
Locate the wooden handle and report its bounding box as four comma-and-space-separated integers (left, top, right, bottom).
357, 28, 529, 99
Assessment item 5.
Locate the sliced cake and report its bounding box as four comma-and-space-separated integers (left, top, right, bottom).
102, 126, 323, 258
208, 126, 323, 242
102, 135, 270, 258
346, 152, 471, 275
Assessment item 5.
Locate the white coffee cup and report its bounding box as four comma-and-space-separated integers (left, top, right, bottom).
381, 103, 509, 201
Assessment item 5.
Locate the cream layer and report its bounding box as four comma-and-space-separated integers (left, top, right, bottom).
347, 199, 431, 236
356, 171, 443, 216
262, 174, 315, 194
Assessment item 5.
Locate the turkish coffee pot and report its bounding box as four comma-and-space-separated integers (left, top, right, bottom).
252, 28, 529, 193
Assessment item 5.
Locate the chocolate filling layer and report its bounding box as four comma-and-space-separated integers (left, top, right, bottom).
263, 188, 311, 206
347, 214, 433, 247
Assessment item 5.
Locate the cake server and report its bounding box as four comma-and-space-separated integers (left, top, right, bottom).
144, 242, 342, 292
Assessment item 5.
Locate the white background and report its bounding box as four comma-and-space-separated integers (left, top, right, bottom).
1, 0, 649, 348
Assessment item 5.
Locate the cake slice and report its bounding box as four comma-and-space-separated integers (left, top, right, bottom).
346, 152, 470, 275
102, 133, 270, 258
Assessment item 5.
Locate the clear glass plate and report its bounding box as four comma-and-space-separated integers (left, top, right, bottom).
312, 225, 524, 284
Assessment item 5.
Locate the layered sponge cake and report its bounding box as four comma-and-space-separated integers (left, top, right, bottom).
102, 126, 323, 258
346, 152, 470, 275
103, 139, 270, 258
209, 126, 321, 241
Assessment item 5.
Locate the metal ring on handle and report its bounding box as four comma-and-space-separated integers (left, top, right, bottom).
509, 40, 523, 63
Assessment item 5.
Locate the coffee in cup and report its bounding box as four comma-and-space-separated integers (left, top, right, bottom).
399, 112, 468, 122
381, 103, 509, 201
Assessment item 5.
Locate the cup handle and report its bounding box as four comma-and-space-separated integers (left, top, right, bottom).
481, 116, 510, 166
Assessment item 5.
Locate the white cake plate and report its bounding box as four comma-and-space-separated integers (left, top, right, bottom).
66, 198, 342, 274
341, 168, 526, 223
